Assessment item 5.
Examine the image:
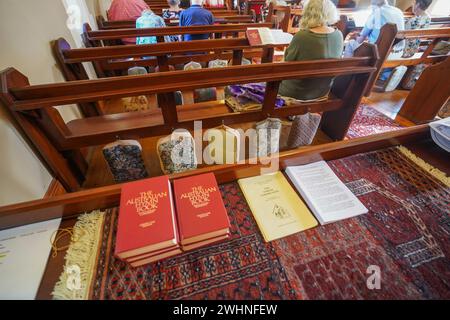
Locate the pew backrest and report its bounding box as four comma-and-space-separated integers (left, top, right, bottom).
383, 27, 450, 68
82, 22, 273, 46
54, 37, 289, 81
398, 56, 450, 124
1, 43, 379, 192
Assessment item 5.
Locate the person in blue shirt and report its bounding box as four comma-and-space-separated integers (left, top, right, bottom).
179, 0, 214, 41
136, 9, 167, 45
344, 0, 404, 57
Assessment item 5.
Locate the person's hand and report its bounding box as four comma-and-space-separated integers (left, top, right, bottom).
347, 31, 360, 40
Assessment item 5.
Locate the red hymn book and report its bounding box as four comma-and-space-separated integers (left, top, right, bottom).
115, 175, 179, 261
173, 173, 231, 249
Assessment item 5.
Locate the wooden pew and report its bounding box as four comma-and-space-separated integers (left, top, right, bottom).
82, 22, 273, 47
266, 4, 348, 35
53, 37, 289, 80
0, 124, 436, 231
382, 27, 450, 69
266, 4, 292, 32
1, 43, 379, 192
96, 14, 256, 30
2, 123, 445, 301
397, 57, 450, 124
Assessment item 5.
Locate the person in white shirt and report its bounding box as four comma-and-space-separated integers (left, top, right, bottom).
344, 0, 405, 57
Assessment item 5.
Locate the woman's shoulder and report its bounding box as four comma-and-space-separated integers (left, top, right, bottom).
295, 28, 342, 39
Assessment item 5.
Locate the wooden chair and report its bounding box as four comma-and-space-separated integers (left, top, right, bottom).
1, 44, 379, 192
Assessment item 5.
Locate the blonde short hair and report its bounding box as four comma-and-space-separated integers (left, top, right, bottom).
300, 0, 340, 30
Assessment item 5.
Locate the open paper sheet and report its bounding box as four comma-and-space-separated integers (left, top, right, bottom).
286, 161, 368, 224
0, 218, 61, 300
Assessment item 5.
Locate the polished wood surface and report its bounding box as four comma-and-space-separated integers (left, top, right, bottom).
53, 37, 288, 80
398, 57, 450, 124
84, 23, 272, 43
2, 124, 444, 300
384, 27, 450, 69
97, 14, 255, 30
0, 124, 434, 231
1, 43, 379, 192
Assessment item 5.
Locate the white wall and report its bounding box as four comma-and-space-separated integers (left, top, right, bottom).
0, 0, 96, 206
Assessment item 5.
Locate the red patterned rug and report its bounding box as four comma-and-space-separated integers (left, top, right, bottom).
346, 105, 403, 139
89, 147, 449, 300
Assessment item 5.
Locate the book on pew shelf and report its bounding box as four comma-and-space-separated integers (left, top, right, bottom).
182, 233, 231, 251
173, 173, 231, 246
246, 28, 293, 46
285, 161, 368, 225
238, 172, 318, 242
129, 248, 183, 268
115, 176, 179, 260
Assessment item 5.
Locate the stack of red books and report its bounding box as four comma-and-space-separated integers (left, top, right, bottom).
115, 173, 231, 267
115, 176, 181, 268
174, 173, 231, 251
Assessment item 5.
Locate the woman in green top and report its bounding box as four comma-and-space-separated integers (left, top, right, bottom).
278, 0, 343, 101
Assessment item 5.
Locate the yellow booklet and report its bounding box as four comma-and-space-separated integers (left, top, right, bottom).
238, 172, 318, 242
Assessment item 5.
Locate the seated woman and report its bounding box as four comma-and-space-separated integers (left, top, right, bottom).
278, 0, 344, 101
402, 0, 433, 58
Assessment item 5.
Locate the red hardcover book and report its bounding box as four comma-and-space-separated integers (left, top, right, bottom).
126, 244, 180, 263
246, 29, 263, 46
115, 176, 178, 260
130, 248, 183, 268
173, 173, 231, 245
182, 233, 231, 252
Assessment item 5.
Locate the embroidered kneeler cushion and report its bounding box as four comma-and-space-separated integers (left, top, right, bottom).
123, 67, 150, 112
157, 131, 198, 174
102, 140, 148, 183
256, 118, 282, 157
287, 113, 322, 149
204, 125, 242, 165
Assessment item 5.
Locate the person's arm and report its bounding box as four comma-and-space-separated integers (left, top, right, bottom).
283, 34, 302, 62
356, 26, 371, 44
158, 16, 166, 28
209, 13, 215, 25
179, 11, 184, 26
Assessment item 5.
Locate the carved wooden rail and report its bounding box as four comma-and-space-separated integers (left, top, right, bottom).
82, 22, 273, 46
0, 125, 432, 231
53, 37, 288, 81
96, 14, 255, 30
1, 44, 378, 192
383, 27, 450, 68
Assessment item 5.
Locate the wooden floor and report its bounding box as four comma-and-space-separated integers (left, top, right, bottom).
82, 89, 412, 189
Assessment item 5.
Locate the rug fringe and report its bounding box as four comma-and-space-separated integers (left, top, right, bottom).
52, 211, 105, 300
397, 146, 450, 187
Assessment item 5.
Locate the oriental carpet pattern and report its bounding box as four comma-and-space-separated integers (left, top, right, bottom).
346, 105, 403, 139
86, 147, 449, 300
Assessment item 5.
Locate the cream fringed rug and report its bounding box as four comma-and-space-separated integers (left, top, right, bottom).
52, 211, 105, 300
397, 146, 450, 187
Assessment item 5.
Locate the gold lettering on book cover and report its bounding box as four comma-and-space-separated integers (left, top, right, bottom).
127, 191, 168, 216
181, 186, 217, 208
